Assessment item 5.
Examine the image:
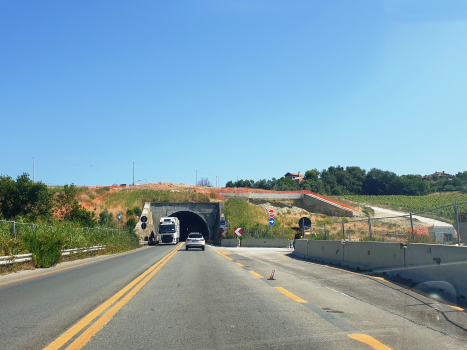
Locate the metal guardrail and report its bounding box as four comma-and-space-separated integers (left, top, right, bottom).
0, 246, 105, 265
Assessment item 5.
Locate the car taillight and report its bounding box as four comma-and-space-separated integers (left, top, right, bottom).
200, 238, 204, 241
187, 238, 191, 241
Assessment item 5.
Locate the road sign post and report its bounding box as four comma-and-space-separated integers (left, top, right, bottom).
118, 212, 121, 235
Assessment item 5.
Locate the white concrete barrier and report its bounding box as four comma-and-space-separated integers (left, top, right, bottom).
221, 239, 240, 247
294, 240, 467, 300
399, 244, 467, 298
241, 238, 290, 248
343, 241, 405, 270
307, 240, 344, 265
293, 239, 308, 257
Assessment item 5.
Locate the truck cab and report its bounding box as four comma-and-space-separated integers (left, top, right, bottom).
158, 217, 180, 244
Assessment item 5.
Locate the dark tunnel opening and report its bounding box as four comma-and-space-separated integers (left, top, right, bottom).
169, 211, 209, 242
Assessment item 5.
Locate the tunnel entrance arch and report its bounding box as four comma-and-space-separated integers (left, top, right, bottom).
169, 211, 210, 242
149, 202, 223, 242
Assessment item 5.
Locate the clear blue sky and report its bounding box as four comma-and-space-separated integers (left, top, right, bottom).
1, 1, 466, 187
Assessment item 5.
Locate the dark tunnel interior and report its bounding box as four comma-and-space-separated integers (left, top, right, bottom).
169, 211, 209, 242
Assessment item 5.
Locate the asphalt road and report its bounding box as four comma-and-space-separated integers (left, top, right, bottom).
1, 245, 467, 350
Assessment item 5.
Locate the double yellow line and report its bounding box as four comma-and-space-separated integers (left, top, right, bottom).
44, 243, 182, 350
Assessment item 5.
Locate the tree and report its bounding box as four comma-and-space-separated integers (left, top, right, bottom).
55, 183, 96, 226
197, 177, 212, 187
0, 173, 53, 221
56, 184, 79, 214
273, 177, 299, 191
99, 209, 114, 227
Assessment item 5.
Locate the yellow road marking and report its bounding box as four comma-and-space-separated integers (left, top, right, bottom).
249, 270, 264, 278
0, 248, 146, 286
348, 334, 393, 350
279, 253, 466, 312
275, 287, 307, 303
43, 244, 180, 350
212, 248, 233, 261
236, 263, 244, 267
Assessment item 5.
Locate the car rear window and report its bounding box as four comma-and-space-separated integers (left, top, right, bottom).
189, 234, 203, 238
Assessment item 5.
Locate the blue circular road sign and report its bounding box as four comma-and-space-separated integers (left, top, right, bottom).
269, 218, 275, 226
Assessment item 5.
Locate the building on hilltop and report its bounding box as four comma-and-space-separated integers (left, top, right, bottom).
284, 172, 305, 184
422, 171, 453, 181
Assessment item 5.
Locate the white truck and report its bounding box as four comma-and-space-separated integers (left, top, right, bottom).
158, 217, 180, 244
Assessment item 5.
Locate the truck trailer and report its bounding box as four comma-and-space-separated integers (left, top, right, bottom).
158, 217, 180, 244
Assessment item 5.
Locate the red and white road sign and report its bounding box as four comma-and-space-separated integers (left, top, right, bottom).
221, 230, 228, 238
234, 227, 243, 236
268, 209, 275, 218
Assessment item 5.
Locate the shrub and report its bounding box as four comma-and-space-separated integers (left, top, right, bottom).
362, 207, 375, 217
133, 206, 142, 216
23, 228, 64, 268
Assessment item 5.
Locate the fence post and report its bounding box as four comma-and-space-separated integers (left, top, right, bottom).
310, 222, 313, 240
32, 223, 35, 235
454, 202, 460, 245
368, 218, 372, 239
324, 223, 327, 240
13, 221, 17, 255
348, 227, 351, 241
342, 222, 345, 241
410, 213, 415, 242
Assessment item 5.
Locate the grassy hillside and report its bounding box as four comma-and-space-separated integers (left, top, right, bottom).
331, 192, 467, 221
97, 189, 211, 222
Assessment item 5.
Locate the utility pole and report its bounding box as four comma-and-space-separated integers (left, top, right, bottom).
133, 162, 135, 186
33, 157, 35, 183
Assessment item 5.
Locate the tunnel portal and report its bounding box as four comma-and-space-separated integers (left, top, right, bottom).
169, 211, 209, 242
148, 202, 223, 242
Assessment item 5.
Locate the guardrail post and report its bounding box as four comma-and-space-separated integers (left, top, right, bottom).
368, 218, 372, 239
454, 202, 460, 245
410, 213, 415, 242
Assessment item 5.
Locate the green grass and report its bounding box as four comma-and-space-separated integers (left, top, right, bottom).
103, 189, 210, 209
330, 193, 467, 222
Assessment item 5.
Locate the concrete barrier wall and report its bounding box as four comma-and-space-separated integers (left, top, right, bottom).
294, 239, 308, 257
294, 240, 467, 299
343, 242, 405, 270
221, 239, 240, 247
307, 240, 344, 265
241, 238, 290, 248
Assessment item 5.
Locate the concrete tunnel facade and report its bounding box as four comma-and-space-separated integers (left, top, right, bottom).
149, 202, 224, 242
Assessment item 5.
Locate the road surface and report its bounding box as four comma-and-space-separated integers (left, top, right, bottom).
1, 245, 466, 349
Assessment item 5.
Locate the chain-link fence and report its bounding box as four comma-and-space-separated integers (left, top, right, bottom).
301, 201, 467, 245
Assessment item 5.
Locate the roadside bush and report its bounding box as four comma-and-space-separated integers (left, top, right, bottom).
133, 206, 142, 216
23, 227, 64, 268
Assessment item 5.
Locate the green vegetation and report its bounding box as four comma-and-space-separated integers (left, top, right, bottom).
102, 189, 210, 208
0, 174, 140, 269
226, 167, 467, 196
0, 220, 139, 267
0, 173, 54, 221
331, 193, 467, 222
224, 199, 294, 239
362, 206, 375, 217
